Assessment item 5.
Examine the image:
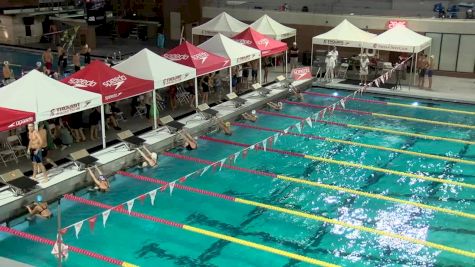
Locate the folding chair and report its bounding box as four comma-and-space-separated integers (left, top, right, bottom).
6, 135, 28, 159
226, 92, 246, 108
134, 105, 147, 118
115, 111, 127, 123
252, 83, 271, 97
336, 63, 349, 79
70, 149, 99, 171
0, 142, 17, 166
159, 115, 185, 133
176, 85, 191, 105
197, 103, 219, 120
117, 130, 146, 150
0, 169, 38, 196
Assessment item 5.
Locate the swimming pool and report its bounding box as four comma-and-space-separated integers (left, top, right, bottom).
0, 86, 474, 266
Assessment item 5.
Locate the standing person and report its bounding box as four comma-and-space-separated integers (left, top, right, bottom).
2, 61, 12, 85
263, 57, 271, 83
185, 80, 196, 108
70, 111, 86, 142
89, 107, 101, 141
27, 124, 48, 182
325, 53, 335, 82
38, 122, 58, 169
42, 48, 53, 71
329, 46, 339, 77
289, 42, 299, 71
251, 60, 259, 84
427, 55, 434, 90
212, 71, 224, 103
201, 74, 210, 104
83, 44, 91, 65
236, 64, 243, 93
359, 54, 370, 85
418, 54, 428, 88
73, 52, 81, 72
168, 84, 177, 110
144, 92, 153, 121
57, 47, 68, 77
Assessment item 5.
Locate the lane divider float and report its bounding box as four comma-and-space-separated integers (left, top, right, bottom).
63, 194, 337, 267
0, 226, 137, 267
119, 171, 475, 258
257, 110, 475, 145
161, 152, 475, 220
200, 136, 475, 189
283, 100, 475, 130
303, 91, 475, 115
232, 122, 475, 166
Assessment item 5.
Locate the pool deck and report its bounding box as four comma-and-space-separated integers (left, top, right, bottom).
0, 78, 310, 224
318, 75, 475, 104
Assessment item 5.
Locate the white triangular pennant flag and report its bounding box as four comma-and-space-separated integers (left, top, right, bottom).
374, 79, 379, 87
169, 181, 176, 196
262, 140, 267, 151
234, 151, 240, 163
321, 108, 326, 119
219, 158, 226, 171
283, 127, 289, 134
201, 165, 211, 176
330, 104, 336, 113
74, 221, 83, 239
250, 144, 256, 150
295, 122, 302, 133
274, 133, 280, 144
340, 99, 346, 109
148, 189, 157, 206
126, 199, 135, 214
385, 72, 389, 80
380, 76, 385, 84
305, 117, 313, 128
102, 209, 111, 227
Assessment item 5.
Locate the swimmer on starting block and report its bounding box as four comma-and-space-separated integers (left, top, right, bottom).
87, 166, 110, 192
242, 110, 258, 122
267, 101, 283, 111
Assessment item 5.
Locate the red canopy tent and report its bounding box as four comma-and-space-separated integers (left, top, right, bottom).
0, 107, 35, 132
232, 27, 288, 57
62, 60, 154, 103
232, 27, 288, 83
163, 41, 230, 76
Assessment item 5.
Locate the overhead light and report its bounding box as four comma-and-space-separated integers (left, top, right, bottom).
412, 102, 419, 106
332, 92, 339, 96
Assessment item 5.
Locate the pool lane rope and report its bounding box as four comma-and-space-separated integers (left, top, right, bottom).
119, 171, 475, 258
257, 110, 475, 146
303, 91, 475, 116
200, 136, 475, 190
162, 152, 475, 220
0, 226, 137, 267
282, 100, 475, 130
232, 122, 475, 166
62, 194, 337, 267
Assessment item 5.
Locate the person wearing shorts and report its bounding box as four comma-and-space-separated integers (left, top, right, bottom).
28, 124, 48, 182
418, 54, 428, 88
427, 55, 434, 89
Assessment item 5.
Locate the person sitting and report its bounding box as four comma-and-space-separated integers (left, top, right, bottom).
137, 146, 158, 168
87, 166, 109, 192
267, 101, 283, 111
52, 121, 74, 150
216, 119, 232, 136
104, 104, 122, 130
25, 195, 52, 220
242, 110, 258, 122
179, 130, 197, 150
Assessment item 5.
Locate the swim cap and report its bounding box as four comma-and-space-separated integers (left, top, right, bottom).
99, 175, 106, 181
142, 161, 148, 167
251, 110, 256, 115
225, 121, 231, 127
36, 195, 43, 202
151, 152, 158, 160
36, 62, 42, 67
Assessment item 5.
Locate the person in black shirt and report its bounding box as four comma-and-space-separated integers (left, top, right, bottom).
83, 44, 91, 65
289, 42, 299, 70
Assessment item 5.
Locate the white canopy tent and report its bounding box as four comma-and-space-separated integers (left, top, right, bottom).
363, 25, 432, 88
311, 19, 377, 70
250, 14, 296, 41
0, 70, 110, 147
198, 34, 261, 92
192, 12, 248, 42
114, 48, 196, 129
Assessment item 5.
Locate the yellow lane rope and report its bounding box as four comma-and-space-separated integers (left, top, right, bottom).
372, 113, 475, 130
386, 102, 475, 116
182, 225, 340, 267
345, 123, 475, 145
304, 155, 475, 189
234, 198, 475, 258
274, 175, 475, 220
324, 137, 475, 166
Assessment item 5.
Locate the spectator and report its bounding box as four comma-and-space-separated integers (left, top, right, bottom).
42, 48, 53, 71
185, 80, 196, 108
212, 71, 224, 103
69, 111, 87, 142
2, 61, 12, 85
83, 44, 91, 65
168, 84, 177, 110
427, 55, 434, 90
104, 104, 122, 130
359, 54, 369, 85
289, 42, 299, 70
242, 62, 250, 89
73, 52, 81, 72
89, 107, 101, 141
200, 74, 210, 104
263, 57, 271, 83
57, 47, 67, 76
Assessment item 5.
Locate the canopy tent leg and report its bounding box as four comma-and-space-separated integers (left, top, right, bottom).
310, 44, 314, 71
409, 53, 414, 91
191, 35, 193, 45
152, 89, 158, 129
194, 78, 199, 107
100, 104, 106, 149
259, 58, 262, 84
414, 53, 418, 88
285, 51, 288, 77
229, 67, 232, 93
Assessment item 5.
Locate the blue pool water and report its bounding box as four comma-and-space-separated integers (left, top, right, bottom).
0, 87, 474, 266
